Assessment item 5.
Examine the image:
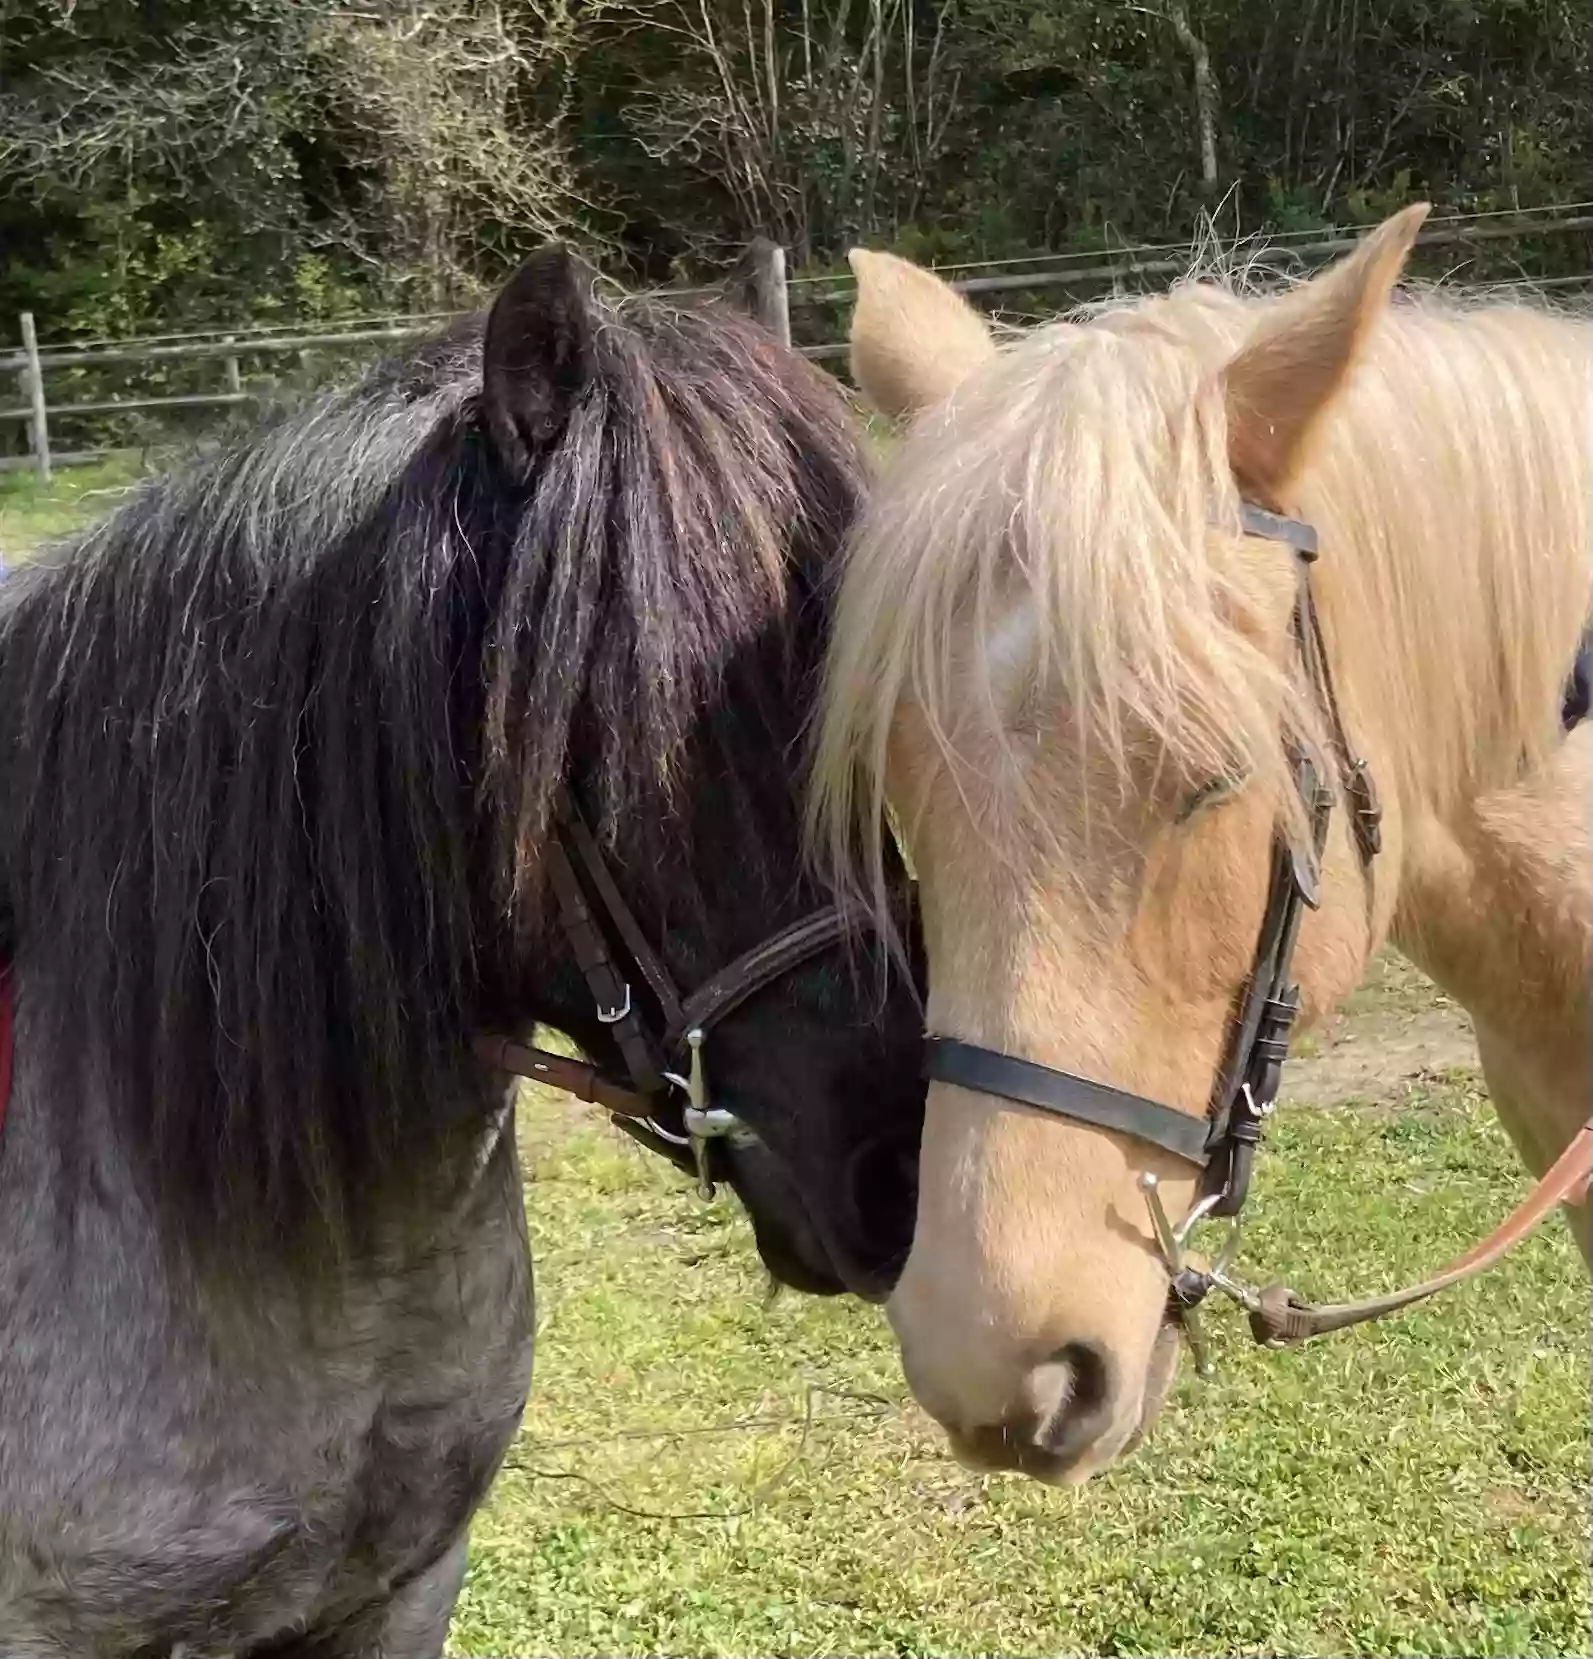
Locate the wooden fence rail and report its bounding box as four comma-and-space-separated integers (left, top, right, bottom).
6, 217, 1592, 478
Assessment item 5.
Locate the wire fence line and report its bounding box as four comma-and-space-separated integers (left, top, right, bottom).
6, 211, 1592, 478
784, 196, 1593, 284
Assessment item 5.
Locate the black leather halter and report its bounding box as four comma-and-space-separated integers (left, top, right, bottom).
924, 501, 1382, 1219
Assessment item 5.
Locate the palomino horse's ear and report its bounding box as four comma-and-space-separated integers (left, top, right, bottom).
847, 249, 996, 420
481, 245, 598, 470
1221, 202, 1429, 501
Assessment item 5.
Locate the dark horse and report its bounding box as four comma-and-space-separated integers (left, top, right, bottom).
0, 252, 924, 1654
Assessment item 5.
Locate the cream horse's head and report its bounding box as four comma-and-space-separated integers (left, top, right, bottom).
814, 208, 1434, 1482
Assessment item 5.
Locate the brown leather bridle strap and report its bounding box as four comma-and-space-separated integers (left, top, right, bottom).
1248, 1122, 1593, 1344
471, 1032, 656, 1120
1298, 575, 1383, 863
475, 908, 856, 1116
474, 796, 861, 1138
541, 831, 668, 1095
675, 906, 853, 1041
555, 797, 686, 1037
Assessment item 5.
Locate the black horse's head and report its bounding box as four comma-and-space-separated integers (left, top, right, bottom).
0, 248, 925, 1294
469, 249, 927, 1297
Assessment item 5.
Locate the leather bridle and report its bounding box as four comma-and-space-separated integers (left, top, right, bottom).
474, 792, 855, 1196
922, 501, 1593, 1368
0, 789, 857, 1198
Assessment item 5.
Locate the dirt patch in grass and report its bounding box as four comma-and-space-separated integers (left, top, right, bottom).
1284, 949, 1477, 1107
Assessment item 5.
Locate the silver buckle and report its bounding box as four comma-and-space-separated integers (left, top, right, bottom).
595, 982, 633, 1025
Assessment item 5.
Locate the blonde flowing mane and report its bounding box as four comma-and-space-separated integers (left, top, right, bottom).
811, 265, 1593, 925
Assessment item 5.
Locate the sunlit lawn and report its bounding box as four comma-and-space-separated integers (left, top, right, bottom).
457, 1068, 1589, 1657
0, 456, 148, 555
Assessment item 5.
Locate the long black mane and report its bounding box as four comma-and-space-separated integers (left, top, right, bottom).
0, 258, 868, 1241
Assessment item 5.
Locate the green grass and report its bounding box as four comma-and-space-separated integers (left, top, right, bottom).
0, 456, 149, 556
453, 1076, 1589, 1658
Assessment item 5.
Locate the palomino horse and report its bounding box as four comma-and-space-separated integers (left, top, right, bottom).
811, 205, 1591, 1485
0, 250, 924, 1652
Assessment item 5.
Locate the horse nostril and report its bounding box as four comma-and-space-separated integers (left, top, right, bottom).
939, 1340, 1124, 1481
1030, 1340, 1117, 1462
1059, 1339, 1111, 1415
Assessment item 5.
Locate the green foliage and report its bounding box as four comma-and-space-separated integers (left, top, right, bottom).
5, 1, 1593, 342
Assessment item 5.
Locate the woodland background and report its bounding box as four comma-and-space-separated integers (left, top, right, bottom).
3, 0, 1591, 342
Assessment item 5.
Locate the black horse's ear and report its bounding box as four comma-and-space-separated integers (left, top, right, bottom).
481, 246, 598, 471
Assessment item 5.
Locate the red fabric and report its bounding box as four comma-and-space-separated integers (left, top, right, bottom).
0, 966, 11, 1138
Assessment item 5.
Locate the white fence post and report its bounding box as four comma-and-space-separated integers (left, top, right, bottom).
223, 336, 242, 396
19, 312, 51, 484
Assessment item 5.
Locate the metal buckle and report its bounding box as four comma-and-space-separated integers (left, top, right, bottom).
596, 983, 633, 1025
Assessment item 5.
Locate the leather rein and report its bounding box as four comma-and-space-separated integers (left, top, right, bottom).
473, 793, 852, 1197
924, 501, 1593, 1371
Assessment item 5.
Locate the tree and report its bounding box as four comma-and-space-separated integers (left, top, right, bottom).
619, 0, 964, 261
1, 0, 322, 332
1159, 2, 1219, 193
303, 0, 600, 307
6, 0, 1593, 341
0, 0, 605, 331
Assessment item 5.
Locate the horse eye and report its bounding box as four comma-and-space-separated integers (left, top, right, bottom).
1175, 775, 1236, 824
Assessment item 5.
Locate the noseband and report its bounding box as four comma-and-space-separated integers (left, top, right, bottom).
475, 794, 851, 1196
924, 502, 1593, 1367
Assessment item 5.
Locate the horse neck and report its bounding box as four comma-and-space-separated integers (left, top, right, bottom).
1290, 306, 1593, 1165
1277, 304, 1592, 1082
1386, 722, 1593, 1197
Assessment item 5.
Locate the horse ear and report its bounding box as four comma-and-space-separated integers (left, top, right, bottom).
1220, 203, 1429, 500
481, 246, 598, 469
847, 248, 996, 420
